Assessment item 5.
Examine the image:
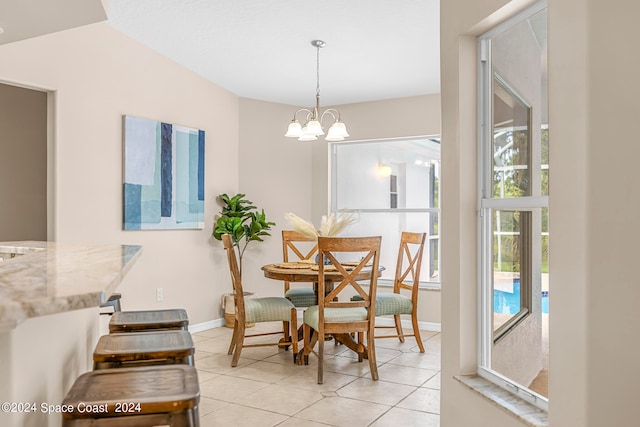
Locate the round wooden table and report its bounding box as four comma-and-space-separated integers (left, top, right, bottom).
261, 262, 384, 363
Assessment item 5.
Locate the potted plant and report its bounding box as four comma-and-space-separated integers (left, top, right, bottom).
212, 193, 276, 276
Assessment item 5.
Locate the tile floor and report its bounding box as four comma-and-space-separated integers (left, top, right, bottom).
191, 323, 441, 427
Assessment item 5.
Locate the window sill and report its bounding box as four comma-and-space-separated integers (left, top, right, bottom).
454, 375, 548, 427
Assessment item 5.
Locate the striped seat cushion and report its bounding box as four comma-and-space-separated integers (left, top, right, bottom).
351, 293, 413, 316
245, 297, 295, 323
285, 288, 316, 308
303, 305, 368, 331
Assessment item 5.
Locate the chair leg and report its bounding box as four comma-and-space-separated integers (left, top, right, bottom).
282, 320, 291, 350
412, 310, 425, 353
367, 330, 379, 381
303, 324, 311, 365
231, 322, 245, 367
290, 309, 298, 362
228, 319, 238, 355
394, 314, 405, 343
357, 332, 364, 362
317, 332, 324, 384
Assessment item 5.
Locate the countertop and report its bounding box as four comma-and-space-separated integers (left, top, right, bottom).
0, 241, 142, 331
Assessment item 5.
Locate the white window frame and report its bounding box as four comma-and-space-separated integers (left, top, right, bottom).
477, 0, 549, 411
330, 136, 441, 288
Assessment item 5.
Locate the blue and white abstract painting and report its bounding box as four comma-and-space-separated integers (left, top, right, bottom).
123, 115, 205, 230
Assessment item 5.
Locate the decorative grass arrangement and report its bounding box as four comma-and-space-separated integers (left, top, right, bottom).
285, 210, 359, 239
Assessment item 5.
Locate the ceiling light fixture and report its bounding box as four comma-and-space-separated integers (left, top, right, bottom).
285, 40, 349, 142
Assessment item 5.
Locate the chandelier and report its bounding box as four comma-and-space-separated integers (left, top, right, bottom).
284, 40, 349, 142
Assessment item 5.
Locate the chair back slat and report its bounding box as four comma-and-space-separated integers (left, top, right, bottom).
282, 230, 318, 294
317, 236, 381, 320
394, 232, 427, 296
282, 230, 318, 261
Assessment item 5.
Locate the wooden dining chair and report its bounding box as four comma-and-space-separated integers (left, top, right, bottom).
302, 236, 382, 384
371, 231, 427, 352
222, 234, 298, 366
282, 230, 318, 308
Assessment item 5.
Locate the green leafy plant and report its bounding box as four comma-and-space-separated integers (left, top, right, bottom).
212, 193, 275, 276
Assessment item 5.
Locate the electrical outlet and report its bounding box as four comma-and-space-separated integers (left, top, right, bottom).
156, 288, 163, 302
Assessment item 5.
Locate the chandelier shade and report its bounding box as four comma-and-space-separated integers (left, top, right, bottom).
285, 40, 349, 142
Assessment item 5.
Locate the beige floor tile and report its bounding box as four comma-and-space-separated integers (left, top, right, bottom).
370, 407, 440, 427
191, 334, 213, 344
387, 351, 440, 370
338, 345, 403, 364
296, 396, 390, 427
225, 361, 300, 383
337, 377, 417, 406
199, 402, 288, 427
323, 354, 379, 377
422, 372, 441, 390
197, 396, 229, 416
278, 370, 359, 393
196, 352, 254, 374
199, 374, 270, 402
397, 388, 440, 414
422, 334, 441, 355
197, 369, 220, 384
194, 327, 234, 339
237, 384, 323, 416
194, 349, 215, 361
277, 417, 335, 427
196, 336, 235, 354
262, 349, 307, 366
376, 363, 438, 387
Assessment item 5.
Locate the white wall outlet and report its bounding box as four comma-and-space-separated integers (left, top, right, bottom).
156, 287, 163, 302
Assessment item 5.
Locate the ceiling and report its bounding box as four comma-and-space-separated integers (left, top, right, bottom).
106, 0, 441, 107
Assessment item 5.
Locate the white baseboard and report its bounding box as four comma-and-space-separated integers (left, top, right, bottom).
189, 318, 225, 333
188, 317, 441, 333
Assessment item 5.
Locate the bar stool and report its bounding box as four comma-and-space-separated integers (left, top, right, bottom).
99, 293, 122, 315
93, 330, 194, 370
62, 364, 200, 426
109, 308, 189, 333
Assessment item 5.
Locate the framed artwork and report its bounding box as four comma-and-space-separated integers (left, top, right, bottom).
123, 115, 205, 230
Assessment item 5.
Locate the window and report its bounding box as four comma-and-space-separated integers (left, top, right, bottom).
331, 136, 440, 286
478, 2, 549, 409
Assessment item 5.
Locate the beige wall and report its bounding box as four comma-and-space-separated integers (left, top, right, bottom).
0, 84, 47, 241
555, 0, 640, 425
0, 22, 240, 326
442, 0, 640, 426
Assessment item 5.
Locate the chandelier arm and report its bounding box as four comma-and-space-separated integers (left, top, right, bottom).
291, 108, 314, 122
320, 108, 341, 123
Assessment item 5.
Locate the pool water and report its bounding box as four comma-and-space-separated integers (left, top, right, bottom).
493, 280, 549, 314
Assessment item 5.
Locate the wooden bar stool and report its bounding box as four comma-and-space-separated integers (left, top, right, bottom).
62, 364, 200, 426
100, 293, 122, 315
93, 330, 194, 370
109, 308, 189, 333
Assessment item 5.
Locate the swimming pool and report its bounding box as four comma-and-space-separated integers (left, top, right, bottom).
493, 280, 549, 314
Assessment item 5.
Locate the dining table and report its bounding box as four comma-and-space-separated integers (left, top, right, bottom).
261, 261, 384, 364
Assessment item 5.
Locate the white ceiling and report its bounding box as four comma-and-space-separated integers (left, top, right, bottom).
106, 0, 440, 107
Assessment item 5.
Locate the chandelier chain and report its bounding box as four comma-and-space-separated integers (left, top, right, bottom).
316, 44, 321, 97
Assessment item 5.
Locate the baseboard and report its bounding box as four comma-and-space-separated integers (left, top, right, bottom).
189, 318, 225, 333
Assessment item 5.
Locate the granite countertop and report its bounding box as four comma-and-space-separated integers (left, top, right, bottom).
0, 241, 142, 331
